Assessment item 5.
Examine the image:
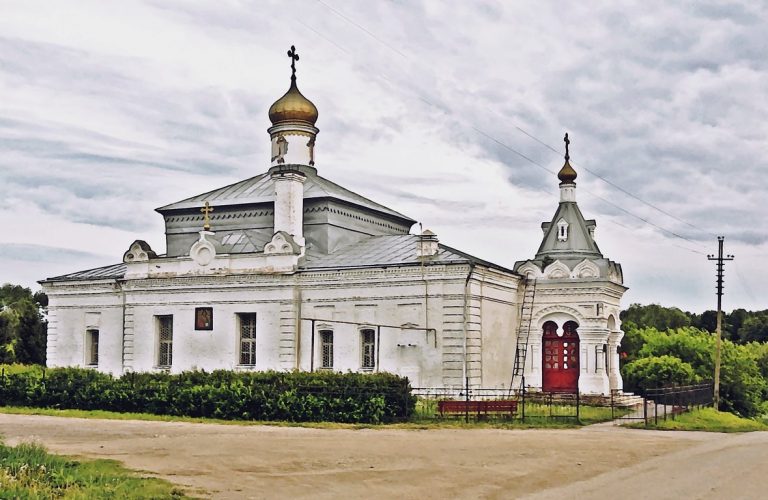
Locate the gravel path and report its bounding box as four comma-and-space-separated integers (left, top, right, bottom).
1, 413, 763, 499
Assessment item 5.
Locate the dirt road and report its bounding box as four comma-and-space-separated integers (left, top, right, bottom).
1, 414, 765, 499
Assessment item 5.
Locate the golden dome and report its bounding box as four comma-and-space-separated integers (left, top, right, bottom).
558, 159, 577, 183
268, 79, 318, 126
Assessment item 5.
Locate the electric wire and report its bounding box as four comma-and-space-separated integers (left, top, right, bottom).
514, 126, 717, 239
310, 0, 718, 253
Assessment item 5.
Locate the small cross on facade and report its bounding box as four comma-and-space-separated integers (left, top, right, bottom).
201, 201, 214, 231
287, 45, 299, 80
564, 132, 570, 161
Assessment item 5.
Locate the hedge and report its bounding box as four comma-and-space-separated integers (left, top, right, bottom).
0, 368, 416, 423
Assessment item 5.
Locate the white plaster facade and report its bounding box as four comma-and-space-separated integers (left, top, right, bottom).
44, 258, 520, 390
40, 60, 627, 395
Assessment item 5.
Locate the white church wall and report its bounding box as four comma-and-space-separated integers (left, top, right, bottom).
477, 268, 520, 389
45, 283, 123, 374
43, 263, 524, 391
123, 280, 294, 374
296, 265, 491, 388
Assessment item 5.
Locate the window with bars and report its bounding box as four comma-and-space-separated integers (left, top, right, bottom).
239, 313, 257, 366
86, 329, 99, 366
361, 329, 375, 370
157, 315, 173, 368
320, 330, 333, 369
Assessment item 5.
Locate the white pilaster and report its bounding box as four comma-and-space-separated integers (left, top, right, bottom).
272, 170, 306, 248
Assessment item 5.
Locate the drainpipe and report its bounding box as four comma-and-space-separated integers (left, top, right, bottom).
463, 263, 475, 398
376, 325, 381, 373
310, 319, 315, 372
116, 279, 126, 372
294, 280, 302, 370
419, 224, 431, 346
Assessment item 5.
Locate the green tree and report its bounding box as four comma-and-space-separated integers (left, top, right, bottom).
0, 284, 47, 365
740, 314, 768, 343
621, 325, 766, 417
690, 310, 717, 333
622, 355, 698, 393
620, 303, 691, 331
726, 308, 748, 341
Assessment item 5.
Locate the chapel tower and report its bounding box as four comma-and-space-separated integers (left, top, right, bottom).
513, 134, 627, 395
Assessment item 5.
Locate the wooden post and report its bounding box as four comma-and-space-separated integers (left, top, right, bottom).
708, 236, 733, 410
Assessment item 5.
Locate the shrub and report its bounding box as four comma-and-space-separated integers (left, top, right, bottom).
622, 355, 698, 393
0, 368, 415, 423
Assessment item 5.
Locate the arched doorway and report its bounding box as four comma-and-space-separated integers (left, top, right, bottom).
542, 320, 580, 392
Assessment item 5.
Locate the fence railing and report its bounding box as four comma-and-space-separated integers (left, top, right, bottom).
412, 386, 580, 423
611, 381, 714, 426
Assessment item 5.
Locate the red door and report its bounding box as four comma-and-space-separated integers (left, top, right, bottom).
542, 321, 580, 392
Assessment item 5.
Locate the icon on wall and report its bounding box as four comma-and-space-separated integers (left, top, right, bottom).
195, 307, 213, 330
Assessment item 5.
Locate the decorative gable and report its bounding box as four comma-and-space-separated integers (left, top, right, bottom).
516, 261, 542, 279
572, 259, 600, 278
264, 231, 300, 255
543, 260, 570, 279
123, 240, 157, 263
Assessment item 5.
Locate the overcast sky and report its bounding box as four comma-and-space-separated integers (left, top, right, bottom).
0, 0, 765, 312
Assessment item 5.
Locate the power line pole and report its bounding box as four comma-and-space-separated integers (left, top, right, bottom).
707, 236, 734, 409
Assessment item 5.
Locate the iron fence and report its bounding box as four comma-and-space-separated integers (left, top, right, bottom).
611, 381, 714, 426
412, 386, 580, 423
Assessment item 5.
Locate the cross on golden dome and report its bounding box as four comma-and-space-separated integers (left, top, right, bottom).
288, 45, 299, 81
557, 132, 577, 184
268, 45, 319, 126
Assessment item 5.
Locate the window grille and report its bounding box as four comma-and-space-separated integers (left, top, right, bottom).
320, 330, 333, 369
87, 329, 99, 366
239, 313, 257, 365
157, 316, 173, 367
361, 329, 375, 370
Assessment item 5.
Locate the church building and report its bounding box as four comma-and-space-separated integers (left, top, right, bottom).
40, 48, 627, 395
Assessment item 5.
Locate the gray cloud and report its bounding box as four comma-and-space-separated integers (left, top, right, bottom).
0, 243, 109, 263
0, 0, 765, 309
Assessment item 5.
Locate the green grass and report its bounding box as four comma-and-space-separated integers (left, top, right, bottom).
411, 399, 624, 427
0, 402, 624, 430
630, 407, 768, 432
0, 406, 372, 429
0, 441, 191, 498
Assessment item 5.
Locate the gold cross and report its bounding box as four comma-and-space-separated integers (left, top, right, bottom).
201, 201, 214, 231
